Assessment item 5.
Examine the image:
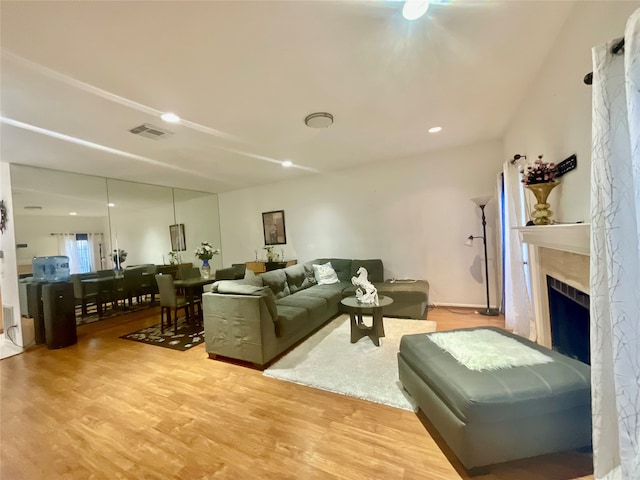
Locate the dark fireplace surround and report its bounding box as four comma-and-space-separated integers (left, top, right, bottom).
546, 275, 590, 365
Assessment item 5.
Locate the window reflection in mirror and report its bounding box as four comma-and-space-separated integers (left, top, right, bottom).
10, 164, 221, 276
10, 165, 110, 276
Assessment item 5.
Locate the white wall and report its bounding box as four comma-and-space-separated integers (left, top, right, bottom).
0, 162, 23, 345
174, 194, 223, 272
503, 1, 638, 223
219, 139, 504, 307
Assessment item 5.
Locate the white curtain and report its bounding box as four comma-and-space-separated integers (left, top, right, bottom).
87, 233, 104, 271
502, 160, 536, 339
590, 10, 640, 480
56, 234, 80, 274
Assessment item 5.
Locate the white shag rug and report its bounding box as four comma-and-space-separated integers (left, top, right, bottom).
428, 329, 553, 371
263, 314, 436, 411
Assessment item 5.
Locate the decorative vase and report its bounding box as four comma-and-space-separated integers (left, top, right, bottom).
201, 259, 211, 279
527, 181, 559, 225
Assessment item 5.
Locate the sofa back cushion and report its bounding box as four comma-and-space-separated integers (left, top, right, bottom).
350, 259, 384, 283
309, 258, 352, 282
285, 264, 317, 293
261, 269, 290, 299
312, 262, 340, 285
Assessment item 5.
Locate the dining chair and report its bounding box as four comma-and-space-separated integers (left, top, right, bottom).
114, 267, 145, 308
178, 267, 201, 280
139, 265, 158, 303
95, 269, 117, 311
70, 273, 99, 317
155, 274, 192, 334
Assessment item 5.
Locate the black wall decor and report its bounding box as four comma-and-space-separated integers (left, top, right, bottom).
169, 224, 186, 251
262, 210, 287, 245
556, 154, 577, 178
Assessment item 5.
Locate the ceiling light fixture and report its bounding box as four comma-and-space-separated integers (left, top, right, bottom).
108, 203, 115, 207
403, 0, 430, 20
69, 212, 77, 216
304, 112, 333, 128
428, 126, 442, 133
282, 160, 293, 168
161, 112, 180, 123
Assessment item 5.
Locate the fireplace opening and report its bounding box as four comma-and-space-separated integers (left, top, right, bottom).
546, 276, 590, 365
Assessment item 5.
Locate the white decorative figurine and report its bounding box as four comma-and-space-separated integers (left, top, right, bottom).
351, 267, 379, 305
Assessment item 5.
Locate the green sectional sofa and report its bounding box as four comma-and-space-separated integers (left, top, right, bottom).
202, 258, 429, 367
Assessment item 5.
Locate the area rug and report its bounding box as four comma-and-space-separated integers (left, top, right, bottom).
120, 323, 204, 351
263, 314, 436, 411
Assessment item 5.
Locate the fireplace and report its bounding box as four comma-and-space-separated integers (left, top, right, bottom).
547, 276, 590, 364
516, 224, 590, 351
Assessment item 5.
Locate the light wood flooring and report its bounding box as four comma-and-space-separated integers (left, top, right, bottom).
1, 307, 593, 480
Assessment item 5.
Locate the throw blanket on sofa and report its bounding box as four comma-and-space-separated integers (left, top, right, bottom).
427, 329, 553, 371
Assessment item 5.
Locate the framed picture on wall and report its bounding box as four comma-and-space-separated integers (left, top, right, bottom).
262, 210, 286, 245
169, 223, 186, 251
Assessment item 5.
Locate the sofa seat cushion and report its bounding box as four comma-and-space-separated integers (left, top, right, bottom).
399, 327, 591, 424
274, 305, 309, 338
261, 269, 290, 299
299, 285, 344, 305
276, 295, 328, 322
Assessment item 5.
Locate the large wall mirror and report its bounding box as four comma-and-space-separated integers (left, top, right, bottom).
10, 164, 222, 277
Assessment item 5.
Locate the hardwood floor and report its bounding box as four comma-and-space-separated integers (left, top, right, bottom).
1, 307, 593, 480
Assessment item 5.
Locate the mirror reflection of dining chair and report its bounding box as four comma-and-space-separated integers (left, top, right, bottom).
140, 265, 158, 303
70, 273, 99, 317
96, 269, 116, 311
155, 274, 193, 334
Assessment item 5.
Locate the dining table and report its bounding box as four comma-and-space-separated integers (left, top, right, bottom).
172, 276, 217, 325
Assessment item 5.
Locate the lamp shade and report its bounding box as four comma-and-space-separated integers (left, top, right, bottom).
471, 195, 492, 207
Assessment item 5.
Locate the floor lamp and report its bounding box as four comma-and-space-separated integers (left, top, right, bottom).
466, 196, 499, 316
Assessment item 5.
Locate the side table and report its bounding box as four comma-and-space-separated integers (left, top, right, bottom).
340, 295, 394, 346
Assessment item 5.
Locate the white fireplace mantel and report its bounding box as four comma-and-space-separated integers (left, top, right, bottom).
515, 223, 590, 256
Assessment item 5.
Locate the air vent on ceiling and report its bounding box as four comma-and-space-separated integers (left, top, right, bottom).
129, 123, 173, 140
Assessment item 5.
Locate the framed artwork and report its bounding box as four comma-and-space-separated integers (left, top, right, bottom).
262, 210, 286, 245
169, 223, 186, 251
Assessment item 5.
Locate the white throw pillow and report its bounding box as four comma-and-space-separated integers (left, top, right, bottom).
312, 262, 339, 285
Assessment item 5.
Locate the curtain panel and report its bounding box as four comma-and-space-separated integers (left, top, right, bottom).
590, 9, 640, 479
502, 160, 535, 339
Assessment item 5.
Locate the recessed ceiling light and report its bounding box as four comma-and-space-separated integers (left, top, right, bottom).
161, 112, 181, 123
305, 112, 333, 128
428, 126, 442, 133
282, 160, 293, 168
403, 0, 430, 20
107, 203, 115, 207
69, 212, 77, 216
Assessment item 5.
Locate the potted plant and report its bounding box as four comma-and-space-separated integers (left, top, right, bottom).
520, 155, 559, 225
112, 249, 128, 270
194, 242, 220, 278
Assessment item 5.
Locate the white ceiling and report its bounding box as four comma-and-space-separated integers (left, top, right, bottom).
1, 0, 576, 194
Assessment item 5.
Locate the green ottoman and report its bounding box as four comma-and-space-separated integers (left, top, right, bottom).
398, 327, 592, 473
